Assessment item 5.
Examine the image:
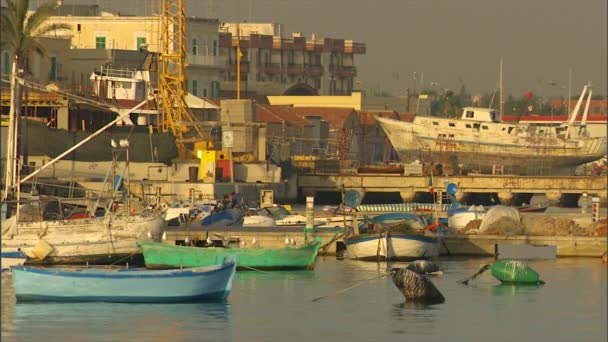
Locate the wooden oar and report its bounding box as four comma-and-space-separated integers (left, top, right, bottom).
311, 273, 389, 302
459, 264, 492, 285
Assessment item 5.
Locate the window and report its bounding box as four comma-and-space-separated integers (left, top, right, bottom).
96, 36, 106, 49
465, 124, 472, 128
3, 51, 9, 75
213, 40, 217, 56
203, 88, 207, 97
137, 37, 147, 50
192, 39, 198, 55
211, 80, 220, 97
432, 121, 439, 126
473, 123, 480, 130
466, 111, 474, 118
482, 125, 488, 130
192, 80, 198, 96
49, 56, 57, 81
448, 123, 455, 127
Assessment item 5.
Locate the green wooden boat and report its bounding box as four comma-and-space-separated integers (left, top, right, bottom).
141, 239, 322, 270
490, 260, 542, 284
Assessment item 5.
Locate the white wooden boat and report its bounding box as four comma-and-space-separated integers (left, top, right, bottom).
376, 84, 606, 175
1, 98, 165, 265
345, 213, 439, 261
1, 206, 164, 265
345, 232, 439, 261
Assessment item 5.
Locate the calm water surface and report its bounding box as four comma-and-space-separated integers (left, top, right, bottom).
1, 257, 606, 342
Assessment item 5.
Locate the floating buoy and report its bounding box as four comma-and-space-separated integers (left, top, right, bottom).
390, 268, 445, 304
285, 237, 290, 245
252, 237, 257, 245
406, 260, 440, 275
146, 231, 152, 239
161, 232, 167, 241
206, 236, 212, 245
184, 237, 190, 245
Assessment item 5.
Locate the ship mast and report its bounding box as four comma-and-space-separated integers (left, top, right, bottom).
499, 57, 504, 121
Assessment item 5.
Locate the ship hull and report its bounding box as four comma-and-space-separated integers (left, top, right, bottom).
376, 116, 606, 175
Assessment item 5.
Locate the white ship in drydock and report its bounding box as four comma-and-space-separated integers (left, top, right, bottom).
376, 84, 607, 175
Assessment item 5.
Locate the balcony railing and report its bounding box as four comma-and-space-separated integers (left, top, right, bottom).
258, 63, 282, 74
305, 64, 323, 77
186, 54, 225, 67
286, 64, 304, 75
331, 65, 357, 78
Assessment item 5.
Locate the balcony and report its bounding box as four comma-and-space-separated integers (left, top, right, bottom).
305, 64, 323, 77
331, 65, 357, 78
186, 54, 225, 68
258, 63, 282, 74
286, 64, 304, 75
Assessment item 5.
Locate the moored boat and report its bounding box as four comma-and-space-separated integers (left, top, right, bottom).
141, 238, 322, 270
11, 258, 237, 303
376, 84, 606, 175
345, 213, 439, 261
1, 205, 164, 265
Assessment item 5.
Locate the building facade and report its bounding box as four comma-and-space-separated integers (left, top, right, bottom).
219, 23, 366, 99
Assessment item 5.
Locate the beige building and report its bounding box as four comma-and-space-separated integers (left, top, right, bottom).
42, 4, 224, 98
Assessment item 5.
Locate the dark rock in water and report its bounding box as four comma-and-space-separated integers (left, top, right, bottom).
390, 268, 445, 304
406, 260, 440, 274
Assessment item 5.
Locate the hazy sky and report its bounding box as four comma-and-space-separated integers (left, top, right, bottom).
34, 0, 608, 98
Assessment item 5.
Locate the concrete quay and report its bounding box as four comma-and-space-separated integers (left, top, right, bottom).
164, 218, 607, 258
298, 174, 608, 205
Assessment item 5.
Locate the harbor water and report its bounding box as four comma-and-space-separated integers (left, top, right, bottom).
1, 256, 606, 342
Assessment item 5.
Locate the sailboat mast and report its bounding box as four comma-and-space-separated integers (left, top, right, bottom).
3, 61, 18, 201
499, 57, 504, 121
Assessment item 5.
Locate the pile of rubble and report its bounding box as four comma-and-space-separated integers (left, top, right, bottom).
460, 217, 607, 237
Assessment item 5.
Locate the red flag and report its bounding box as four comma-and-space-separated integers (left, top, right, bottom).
524, 91, 534, 100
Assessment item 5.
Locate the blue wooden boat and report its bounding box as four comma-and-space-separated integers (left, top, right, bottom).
11, 258, 237, 303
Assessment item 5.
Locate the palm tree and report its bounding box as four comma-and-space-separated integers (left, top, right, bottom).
1, 0, 70, 200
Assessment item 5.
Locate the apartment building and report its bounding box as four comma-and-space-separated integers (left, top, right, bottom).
219, 23, 366, 98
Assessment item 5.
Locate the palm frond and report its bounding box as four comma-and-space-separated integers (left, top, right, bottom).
24, 0, 59, 35
32, 23, 72, 37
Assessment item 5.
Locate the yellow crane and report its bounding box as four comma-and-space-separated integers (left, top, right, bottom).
158, 0, 211, 159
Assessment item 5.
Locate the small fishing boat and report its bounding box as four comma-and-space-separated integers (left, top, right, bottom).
344, 213, 440, 261
490, 260, 543, 284
141, 238, 322, 270
11, 258, 237, 303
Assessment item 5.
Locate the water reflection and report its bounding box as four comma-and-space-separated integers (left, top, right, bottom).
7, 292, 232, 342
491, 283, 544, 297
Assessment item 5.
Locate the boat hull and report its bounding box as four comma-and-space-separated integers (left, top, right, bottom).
11, 261, 236, 303
141, 240, 321, 270
448, 210, 486, 230
1, 212, 165, 265
376, 116, 607, 175
345, 233, 439, 261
